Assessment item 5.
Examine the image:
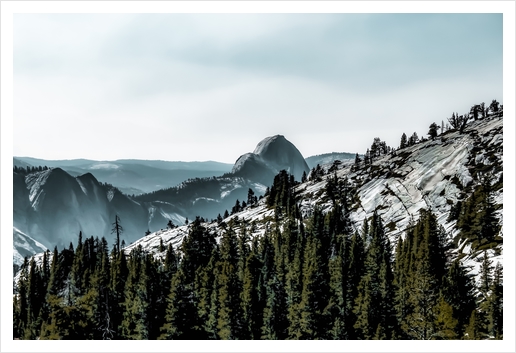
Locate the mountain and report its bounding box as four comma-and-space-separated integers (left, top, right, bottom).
305, 152, 357, 169
133, 134, 310, 225
123, 112, 504, 280
13, 135, 310, 261
13, 158, 233, 195
13, 168, 174, 261
231, 135, 310, 184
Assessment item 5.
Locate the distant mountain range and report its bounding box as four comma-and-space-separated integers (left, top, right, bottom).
14, 151, 354, 196
13, 158, 233, 195
13, 135, 317, 263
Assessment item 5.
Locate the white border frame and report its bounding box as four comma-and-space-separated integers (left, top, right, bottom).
1, 2, 514, 352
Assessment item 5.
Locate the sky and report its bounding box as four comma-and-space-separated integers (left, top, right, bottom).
13, 12, 503, 164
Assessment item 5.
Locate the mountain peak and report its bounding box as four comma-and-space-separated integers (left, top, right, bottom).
253, 135, 287, 156
232, 135, 309, 184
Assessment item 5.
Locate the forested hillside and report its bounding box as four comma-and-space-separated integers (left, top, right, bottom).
13, 100, 503, 340
13, 207, 502, 340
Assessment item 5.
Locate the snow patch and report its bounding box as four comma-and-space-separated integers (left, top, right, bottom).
107, 188, 115, 202
251, 183, 267, 194
76, 178, 88, 195
193, 197, 218, 205
25, 169, 52, 210
159, 211, 186, 226
13, 227, 48, 266
220, 182, 243, 199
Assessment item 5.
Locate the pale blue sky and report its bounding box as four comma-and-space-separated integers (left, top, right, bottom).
14, 13, 503, 163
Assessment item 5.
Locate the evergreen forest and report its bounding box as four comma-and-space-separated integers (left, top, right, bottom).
13, 174, 502, 340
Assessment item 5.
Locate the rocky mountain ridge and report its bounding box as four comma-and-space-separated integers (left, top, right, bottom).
120, 113, 503, 280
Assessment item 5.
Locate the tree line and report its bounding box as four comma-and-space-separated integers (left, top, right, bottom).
351, 99, 502, 173
13, 165, 50, 175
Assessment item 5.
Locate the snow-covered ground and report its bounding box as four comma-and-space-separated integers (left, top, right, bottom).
13, 227, 49, 267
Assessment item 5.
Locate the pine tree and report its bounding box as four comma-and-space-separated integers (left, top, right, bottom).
111, 215, 124, 254
109, 250, 128, 339
489, 99, 499, 114
247, 188, 257, 206
393, 234, 411, 339
465, 309, 486, 340
403, 260, 439, 339
354, 212, 394, 339
483, 102, 491, 118
241, 246, 262, 339
13, 294, 22, 339
70, 232, 86, 302
396, 210, 451, 339
486, 263, 503, 339
441, 259, 476, 337
478, 251, 493, 302
192, 246, 217, 339
231, 199, 241, 215
470, 104, 481, 120
325, 236, 348, 339
159, 268, 197, 339
180, 217, 216, 284
345, 232, 364, 339
433, 294, 458, 339
204, 248, 221, 339
216, 227, 243, 339
261, 272, 288, 340
350, 153, 360, 172
258, 230, 287, 340
96, 240, 114, 339
428, 123, 439, 140
120, 247, 150, 340
15, 258, 29, 339
25, 258, 44, 339
296, 226, 330, 339
285, 223, 306, 339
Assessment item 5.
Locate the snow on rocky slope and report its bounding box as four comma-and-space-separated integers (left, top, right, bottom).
130, 115, 503, 278
295, 115, 503, 274
13, 227, 48, 267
